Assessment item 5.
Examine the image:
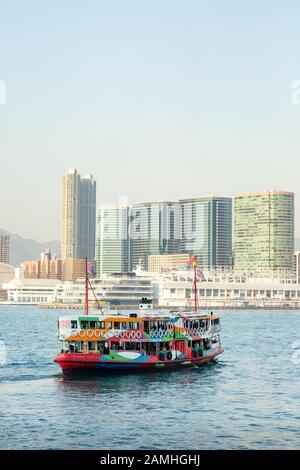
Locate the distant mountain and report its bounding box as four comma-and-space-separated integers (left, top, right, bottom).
0, 228, 60, 267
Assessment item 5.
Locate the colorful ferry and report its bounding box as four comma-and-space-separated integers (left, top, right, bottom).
54, 258, 223, 376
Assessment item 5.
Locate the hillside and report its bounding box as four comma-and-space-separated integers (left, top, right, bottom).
0, 228, 60, 267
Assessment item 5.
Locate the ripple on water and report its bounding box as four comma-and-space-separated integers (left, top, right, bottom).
1, 307, 300, 449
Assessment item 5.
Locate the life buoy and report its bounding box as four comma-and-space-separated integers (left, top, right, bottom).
159, 351, 165, 361
94, 330, 101, 338
79, 331, 86, 338
125, 330, 131, 339
120, 331, 126, 339
87, 330, 94, 338
130, 330, 136, 339
135, 331, 141, 339
166, 351, 172, 361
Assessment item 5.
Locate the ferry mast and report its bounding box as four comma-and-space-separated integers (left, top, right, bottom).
188, 256, 199, 313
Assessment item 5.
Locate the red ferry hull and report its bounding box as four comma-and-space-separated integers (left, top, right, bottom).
54, 347, 224, 377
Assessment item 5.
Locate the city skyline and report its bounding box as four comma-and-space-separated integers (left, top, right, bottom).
1, 1, 300, 240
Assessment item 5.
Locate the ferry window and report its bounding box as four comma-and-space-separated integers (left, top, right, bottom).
90, 321, 96, 329
107, 321, 112, 329
71, 320, 78, 329
144, 321, 150, 333
121, 322, 127, 330
114, 322, 120, 329
81, 321, 89, 329
99, 321, 105, 329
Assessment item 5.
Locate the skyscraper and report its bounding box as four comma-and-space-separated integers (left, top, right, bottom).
61, 169, 96, 260
180, 196, 233, 268
129, 201, 180, 270
0, 235, 10, 264
234, 190, 294, 273
78, 175, 96, 260
96, 204, 129, 277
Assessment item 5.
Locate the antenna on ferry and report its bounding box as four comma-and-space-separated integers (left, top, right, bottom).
187, 256, 199, 313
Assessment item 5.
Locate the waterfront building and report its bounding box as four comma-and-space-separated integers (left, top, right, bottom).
129, 201, 180, 270
78, 175, 96, 260
234, 190, 294, 273
3, 268, 300, 309
0, 235, 10, 264
148, 253, 190, 272
61, 169, 96, 259
179, 196, 232, 268
3, 273, 153, 307
96, 205, 129, 277
294, 251, 300, 283
0, 262, 15, 288
153, 269, 300, 308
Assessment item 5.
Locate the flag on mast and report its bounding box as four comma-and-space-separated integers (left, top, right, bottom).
87, 262, 96, 277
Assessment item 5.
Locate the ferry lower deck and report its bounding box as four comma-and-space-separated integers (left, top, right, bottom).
55, 344, 224, 376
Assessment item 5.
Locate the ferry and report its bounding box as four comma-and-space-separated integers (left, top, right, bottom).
54, 258, 223, 376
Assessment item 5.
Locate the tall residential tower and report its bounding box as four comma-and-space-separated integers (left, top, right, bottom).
61, 169, 96, 260
78, 175, 96, 260
0, 235, 10, 264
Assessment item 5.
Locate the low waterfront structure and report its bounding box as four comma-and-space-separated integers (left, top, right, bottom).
3, 268, 300, 309
153, 269, 300, 308
3, 273, 153, 307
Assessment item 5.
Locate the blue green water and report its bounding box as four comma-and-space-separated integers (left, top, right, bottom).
0, 307, 300, 449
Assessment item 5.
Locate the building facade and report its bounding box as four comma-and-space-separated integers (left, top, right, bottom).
0, 235, 10, 264
4, 273, 153, 307
96, 205, 129, 277
234, 190, 294, 273
129, 201, 180, 270
78, 175, 96, 260
180, 196, 232, 268
148, 253, 190, 272
61, 169, 96, 260
23, 253, 95, 282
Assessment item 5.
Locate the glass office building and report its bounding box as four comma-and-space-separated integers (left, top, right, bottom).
179, 196, 233, 268
234, 190, 294, 272
129, 201, 180, 270
96, 205, 129, 277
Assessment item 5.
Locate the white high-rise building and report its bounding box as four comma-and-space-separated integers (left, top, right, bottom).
61, 169, 96, 260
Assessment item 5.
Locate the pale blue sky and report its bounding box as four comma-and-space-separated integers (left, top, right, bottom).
0, 0, 300, 240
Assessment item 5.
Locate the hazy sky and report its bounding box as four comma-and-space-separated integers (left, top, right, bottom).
1, 0, 300, 241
